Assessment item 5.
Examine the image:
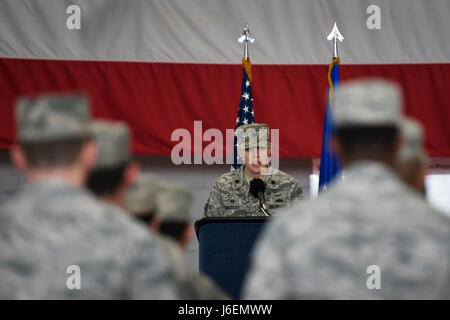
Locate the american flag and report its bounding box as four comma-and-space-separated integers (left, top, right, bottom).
233, 58, 255, 169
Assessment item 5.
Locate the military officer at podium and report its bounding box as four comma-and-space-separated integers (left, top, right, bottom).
203, 123, 303, 217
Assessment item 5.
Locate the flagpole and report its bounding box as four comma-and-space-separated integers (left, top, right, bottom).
233, 24, 256, 170
238, 23, 255, 83
326, 22, 344, 107
318, 22, 344, 191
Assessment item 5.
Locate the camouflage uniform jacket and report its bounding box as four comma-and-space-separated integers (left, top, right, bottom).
0, 178, 179, 299
243, 161, 450, 299
156, 234, 230, 300
203, 165, 303, 217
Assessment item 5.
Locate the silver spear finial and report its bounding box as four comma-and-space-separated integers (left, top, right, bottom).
327, 22, 344, 58
238, 23, 255, 59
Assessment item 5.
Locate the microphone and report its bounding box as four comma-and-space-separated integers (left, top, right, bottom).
249, 178, 269, 216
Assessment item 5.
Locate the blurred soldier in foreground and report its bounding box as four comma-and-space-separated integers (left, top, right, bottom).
243, 79, 450, 299
126, 176, 194, 248
156, 183, 194, 249
203, 123, 303, 217
0, 95, 179, 299
88, 121, 198, 298
125, 175, 230, 299
125, 173, 162, 231
87, 121, 139, 209
395, 118, 428, 194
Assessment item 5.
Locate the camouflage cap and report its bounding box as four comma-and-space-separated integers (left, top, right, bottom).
236, 123, 270, 150
15, 94, 91, 143
91, 120, 131, 169
156, 183, 192, 223
124, 173, 163, 216
332, 79, 403, 128
398, 117, 428, 164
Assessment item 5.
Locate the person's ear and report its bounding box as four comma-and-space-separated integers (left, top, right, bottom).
123, 162, 140, 188
260, 147, 271, 159
80, 140, 97, 172
179, 224, 194, 251
393, 135, 403, 154
331, 136, 342, 156
150, 215, 161, 232
332, 136, 348, 167
237, 147, 246, 160
10, 145, 27, 172
417, 165, 428, 193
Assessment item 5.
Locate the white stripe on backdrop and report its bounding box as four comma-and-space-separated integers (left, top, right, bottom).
0, 0, 449, 64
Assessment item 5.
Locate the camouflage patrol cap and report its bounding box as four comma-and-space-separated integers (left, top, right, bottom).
332, 79, 403, 128
236, 123, 270, 150
398, 117, 428, 164
156, 183, 192, 223
125, 173, 163, 216
15, 94, 91, 143
91, 120, 131, 169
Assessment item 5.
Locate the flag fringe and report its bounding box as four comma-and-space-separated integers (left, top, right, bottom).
327, 57, 340, 107
242, 57, 252, 83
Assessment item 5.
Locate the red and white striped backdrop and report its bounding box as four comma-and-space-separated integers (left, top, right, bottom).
1, 0, 449, 157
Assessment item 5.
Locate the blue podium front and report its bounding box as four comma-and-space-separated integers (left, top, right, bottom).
195, 217, 270, 299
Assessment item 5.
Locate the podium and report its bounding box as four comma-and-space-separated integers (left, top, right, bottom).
195, 217, 271, 299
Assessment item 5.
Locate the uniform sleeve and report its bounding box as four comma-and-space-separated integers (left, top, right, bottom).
185, 272, 231, 300
242, 218, 291, 299
290, 180, 304, 205
126, 236, 181, 299
203, 181, 225, 218
158, 236, 231, 299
